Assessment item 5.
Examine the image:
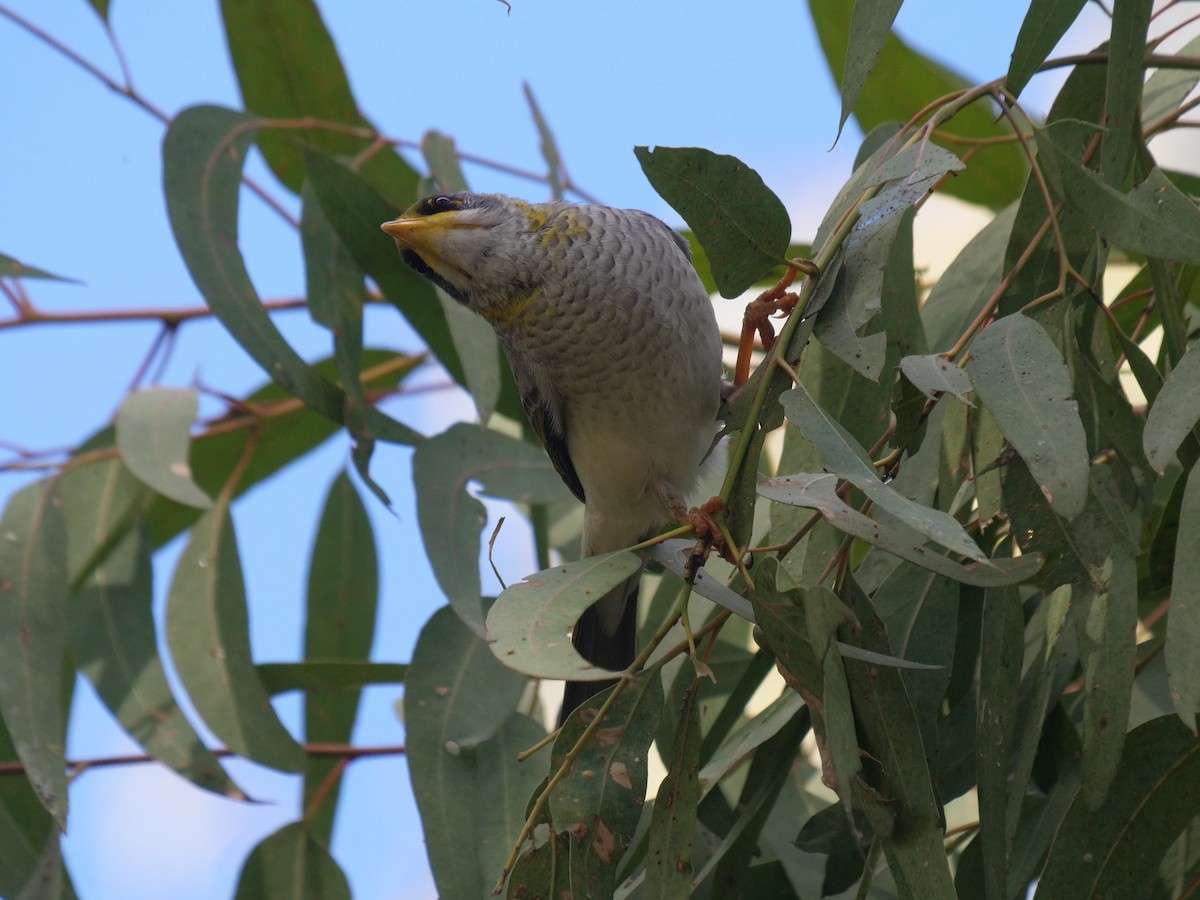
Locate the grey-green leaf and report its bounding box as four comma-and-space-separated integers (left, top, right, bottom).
900, 354, 974, 404
1143, 341, 1200, 474
233, 821, 351, 900
968, 312, 1090, 520
635, 146, 791, 297
837, 0, 905, 138
0, 481, 68, 828
406, 606, 528, 899
1167, 464, 1200, 733
165, 508, 305, 772
780, 386, 987, 561
412, 423, 572, 636
163, 105, 345, 420
486, 551, 643, 680
115, 388, 213, 509
1005, 0, 1088, 99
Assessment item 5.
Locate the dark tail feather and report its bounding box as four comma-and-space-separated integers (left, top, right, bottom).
559, 587, 638, 726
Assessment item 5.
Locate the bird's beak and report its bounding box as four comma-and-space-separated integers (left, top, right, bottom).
380, 215, 438, 250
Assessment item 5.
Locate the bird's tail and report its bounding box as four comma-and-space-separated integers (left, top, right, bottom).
559, 578, 639, 725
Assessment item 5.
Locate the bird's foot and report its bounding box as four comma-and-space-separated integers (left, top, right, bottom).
681, 496, 733, 581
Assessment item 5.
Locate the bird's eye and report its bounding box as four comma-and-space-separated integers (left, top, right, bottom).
432, 196, 455, 211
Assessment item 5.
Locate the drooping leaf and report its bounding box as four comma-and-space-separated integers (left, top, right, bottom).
644, 684, 701, 898
780, 386, 987, 561
759, 473, 1042, 585
474, 714, 550, 891
1142, 34, 1200, 126
1143, 341, 1200, 474
485, 551, 642, 680
0, 481, 68, 827
1039, 715, 1200, 899
146, 350, 420, 549
304, 147, 478, 395
406, 606, 527, 899
1167, 464, 1200, 733
900, 355, 974, 404
115, 388, 213, 509
635, 146, 791, 297
0, 252, 75, 282
302, 472, 379, 843
523, 82, 565, 199
1099, 0, 1153, 186
220, 0, 367, 193
836, 0, 904, 138
163, 105, 348, 422
968, 312, 1090, 521
233, 821, 351, 900
413, 423, 572, 635
165, 507, 305, 772
62, 484, 242, 799
1037, 123, 1200, 265
808, 0, 1026, 208
1005, 0, 1088, 99
976, 586, 1023, 900
550, 670, 664, 897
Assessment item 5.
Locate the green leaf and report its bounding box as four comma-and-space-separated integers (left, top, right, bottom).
838, 574, 957, 898
302, 472, 379, 843
64, 511, 242, 798
0, 718, 59, 897
220, 0, 367, 194
406, 606, 527, 899
84, 0, 111, 22
900, 355, 974, 404
644, 686, 701, 898
781, 386, 987, 561
146, 350, 421, 548
233, 821, 351, 900
303, 147, 473, 391
1005, 0, 1088, 99
1036, 122, 1200, 264
550, 670, 664, 897
1143, 341, 1200, 474
758, 473, 1043, 585
0, 481, 68, 828
0, 252, 75, 282
413, 423, 572, 636
420, 130, 468, 193
486, 551, 642, 680
836, 0, 904, 138
1100, 0, 1153, 186
968, 312, 1090, 521
808, 0, 1027, 208
1143, 34, 1200, 126
475, 714, 550, 891
1167, 464, 1200, 733
921, 205, 1018, 353
165, 508, 305, 772
115, 388, 213, 509
635, 146, 790, 297
699, 690, 806, 793
162, 105, 345, 420
523, 82, 565, 199
976, 586, 1023, 900
1039, 715, 1200, 899
256, 660, 406, 695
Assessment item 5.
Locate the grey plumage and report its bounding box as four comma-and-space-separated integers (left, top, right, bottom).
382, 192, 723, 719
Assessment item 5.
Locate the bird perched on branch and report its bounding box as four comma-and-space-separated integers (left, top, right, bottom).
382, 192, 723, 720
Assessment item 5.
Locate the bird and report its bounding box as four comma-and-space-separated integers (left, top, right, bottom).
381, 192, 724, 721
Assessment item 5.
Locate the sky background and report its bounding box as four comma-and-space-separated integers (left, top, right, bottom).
0, 1, 1174, 898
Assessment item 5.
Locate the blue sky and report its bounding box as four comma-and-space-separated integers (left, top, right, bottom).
0, 2, 1117, 898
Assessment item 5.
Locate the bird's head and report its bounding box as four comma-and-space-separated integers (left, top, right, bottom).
381, 192, 547, 316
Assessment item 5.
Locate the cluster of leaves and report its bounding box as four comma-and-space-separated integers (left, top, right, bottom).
3, 0, 1200, 898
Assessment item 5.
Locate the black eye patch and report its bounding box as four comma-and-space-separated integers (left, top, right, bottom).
414, 194, 464, 217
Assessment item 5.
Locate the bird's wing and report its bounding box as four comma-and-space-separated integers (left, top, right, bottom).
518, 378, 586, 503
